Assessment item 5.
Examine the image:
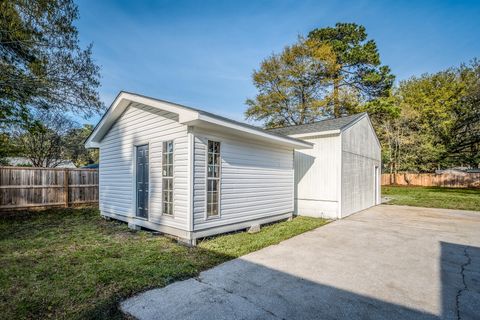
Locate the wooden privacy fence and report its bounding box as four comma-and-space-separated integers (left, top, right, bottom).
382, 172, 480, 188
0, 166, 98, 210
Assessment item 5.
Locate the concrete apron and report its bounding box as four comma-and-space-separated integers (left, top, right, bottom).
120, 205, 480, 320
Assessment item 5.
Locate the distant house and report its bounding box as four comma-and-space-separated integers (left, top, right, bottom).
86, 91, 380, 245
5, 157, 77, 168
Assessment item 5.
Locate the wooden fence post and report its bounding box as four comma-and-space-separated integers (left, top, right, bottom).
64, 169, 69, 207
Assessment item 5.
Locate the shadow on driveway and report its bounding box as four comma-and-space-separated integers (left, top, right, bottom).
121, 206, 480, 320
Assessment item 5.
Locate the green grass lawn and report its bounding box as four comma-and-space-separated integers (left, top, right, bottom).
382, 186, 480, 211
0, 208, 327, 319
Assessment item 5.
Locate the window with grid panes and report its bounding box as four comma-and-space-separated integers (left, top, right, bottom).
162, 140, 174, 215
207, 140, 220, 217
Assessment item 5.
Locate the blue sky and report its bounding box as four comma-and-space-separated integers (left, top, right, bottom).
75, 0, 480, 125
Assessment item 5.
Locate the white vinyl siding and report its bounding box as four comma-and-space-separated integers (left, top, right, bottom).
341, 117, 381, 217
293, 134, 342, 218
99, 103, 189, 231
193, 128, 294, 231
290, 115, 381, 219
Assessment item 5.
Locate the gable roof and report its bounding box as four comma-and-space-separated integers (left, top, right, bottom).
85, 91, 312, 149
267, 113, 367, 136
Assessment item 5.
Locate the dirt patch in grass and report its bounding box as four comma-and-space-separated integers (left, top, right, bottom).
0, 208, 327, 319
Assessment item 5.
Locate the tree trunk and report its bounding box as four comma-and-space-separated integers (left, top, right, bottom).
333, 77, 340, 118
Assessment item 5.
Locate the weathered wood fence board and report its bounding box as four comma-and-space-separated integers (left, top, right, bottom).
382, 172, 480, 188
0, 167, 98, 210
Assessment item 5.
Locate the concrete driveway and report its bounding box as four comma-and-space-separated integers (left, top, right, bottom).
121, 205, 480, 320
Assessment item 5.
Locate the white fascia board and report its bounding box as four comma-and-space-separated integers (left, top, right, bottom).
365, 115, 382, 149
121, 92, 199, 123
338, 113, 381, 149
85, 91, 311, 150
85, 141, 101, 148
85, 94, 130, 148
339, 113, 366, 132
289, 129, 341, 139
84, 92, 199, 148
194, 114, 313, 149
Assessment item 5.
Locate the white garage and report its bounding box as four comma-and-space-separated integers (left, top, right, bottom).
269, 113, 381, 219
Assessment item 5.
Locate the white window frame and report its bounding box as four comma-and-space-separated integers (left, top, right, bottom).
205, 140, 221, 219
162, 140, 174, 216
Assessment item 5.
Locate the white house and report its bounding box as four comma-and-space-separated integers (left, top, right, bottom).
269, 113, 382, 219
85, 91, 312, 245
86, 91, 381, 245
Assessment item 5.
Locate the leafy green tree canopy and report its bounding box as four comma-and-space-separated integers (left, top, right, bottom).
397, 61, 480, 168
308, 23, 394, 117
63, 124, 98, 167
246, 23, 394, 127
362, 59, 480, 172
11, 111, 77, 167
0, 0, 103, 127
245, 39, 337, 127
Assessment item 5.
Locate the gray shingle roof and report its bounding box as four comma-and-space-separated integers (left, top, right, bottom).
267, 113, 367, 136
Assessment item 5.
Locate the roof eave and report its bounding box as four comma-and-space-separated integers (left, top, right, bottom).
185, 114, 313, 149
289, 129, 341, 139
85, 91, 312, 149
268, 113, 368, 138
339, 112, 367, 131
84, 92, 200, 148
